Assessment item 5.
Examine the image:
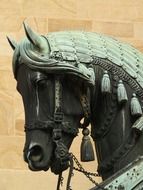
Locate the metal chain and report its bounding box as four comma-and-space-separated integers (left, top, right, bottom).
73, 167, 99, 177
56, 153, 106, 190
57, 173, 64, 190
60, 176, 64, 187
71, 153, 106, 190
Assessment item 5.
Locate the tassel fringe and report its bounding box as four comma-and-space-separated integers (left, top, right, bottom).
101, 71, 111, 93
80, 128, 95, 162
131, 93, 142, 117
117, 80, 128, 104
78, 63, 90, 77
88, 67, 95, 84
132, 116, 143, 132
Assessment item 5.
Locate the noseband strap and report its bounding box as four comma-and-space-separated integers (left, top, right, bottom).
25, 120, 78, 136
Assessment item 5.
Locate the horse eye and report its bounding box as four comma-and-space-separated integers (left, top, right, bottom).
31, 72, 48, 88
37, 79, 47, 88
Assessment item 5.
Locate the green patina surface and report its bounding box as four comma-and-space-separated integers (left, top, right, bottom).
47, 31, 143, 89
15, 30, 143, 90
10, 25, 143, 190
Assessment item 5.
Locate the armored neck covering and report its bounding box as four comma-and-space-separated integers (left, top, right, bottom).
13, 31, 143, 89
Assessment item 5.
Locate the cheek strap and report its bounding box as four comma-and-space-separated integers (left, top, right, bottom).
53, 78, 70, 163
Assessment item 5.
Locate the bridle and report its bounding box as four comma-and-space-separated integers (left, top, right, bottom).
24, 74, 104, 190
24, 75, 91, 160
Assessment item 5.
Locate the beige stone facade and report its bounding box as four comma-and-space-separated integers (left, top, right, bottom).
1, 0, 143, 189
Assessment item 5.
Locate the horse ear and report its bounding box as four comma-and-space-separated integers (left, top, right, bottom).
7, 36, 18, 50
23, 21, 40, 47
23, 21, 49, 54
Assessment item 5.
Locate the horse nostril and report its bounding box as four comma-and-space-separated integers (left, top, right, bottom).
28, 145, 43, 162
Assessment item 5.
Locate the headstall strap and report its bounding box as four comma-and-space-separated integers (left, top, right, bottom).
53, 77, 71, 178
53, 77, 64, 140
54, 77, 72, 190
54, 77, 64, 123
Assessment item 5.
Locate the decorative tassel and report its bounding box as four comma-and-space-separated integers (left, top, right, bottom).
117, 80, 128, 104
101, 71, 111, 93
88, 67, 95, 84
132, 116, 143, 133
131, 93, 142, 117
80, 128, 95, 162
78, 63, 90, 77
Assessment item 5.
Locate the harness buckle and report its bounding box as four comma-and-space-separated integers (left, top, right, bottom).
54, 112, 64, 123
53, 128, 62, 141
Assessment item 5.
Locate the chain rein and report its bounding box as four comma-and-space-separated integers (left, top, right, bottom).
57, 153, 106, 190
56, 87, 106, 190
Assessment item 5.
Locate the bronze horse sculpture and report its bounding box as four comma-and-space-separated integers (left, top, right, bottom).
8, 23, 143, 189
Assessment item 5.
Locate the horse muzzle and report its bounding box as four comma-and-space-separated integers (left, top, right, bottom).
25, 143, 51, 171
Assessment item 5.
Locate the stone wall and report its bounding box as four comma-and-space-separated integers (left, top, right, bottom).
1, 0, 143, 189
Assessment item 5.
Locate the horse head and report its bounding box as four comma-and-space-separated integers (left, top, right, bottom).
8, 23, 95, 175
8, 21, 143, 189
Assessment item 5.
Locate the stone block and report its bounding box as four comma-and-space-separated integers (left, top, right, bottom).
22, 0, 77, 18
0, 169, 56, 190
48, 18, 92, 32
0, 70, 15, 91
0, 0, 22, 16
0, 136, 26, 169
15, 119, 24, 136
0, 17, 24, 32
134, 22, 143, 40
77, 0, 140, 21
0, 56, 13, 71
0, 90, 14, 135
92, 21, 134, 38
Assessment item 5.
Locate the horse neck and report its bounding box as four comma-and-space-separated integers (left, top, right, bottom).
90, 65, 137, 179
